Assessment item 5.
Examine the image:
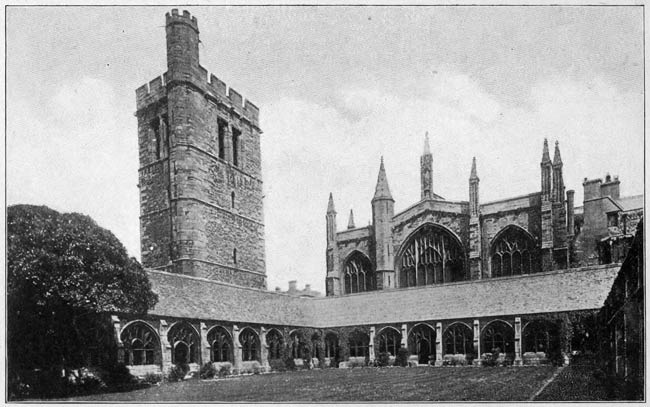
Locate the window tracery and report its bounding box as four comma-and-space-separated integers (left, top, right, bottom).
168, 323, 199, 364
398, 224, 465, 287
207, 326, 232, 363
240, 329, 259, 361
408, 325, 435, 364
490, 226, 537, 277
443, 323, 473, 355
378, 329, 401, 356
121, 323, 159, 366
267, 330, 284, 360
481, 321, 514, 354
348, 330, 369, 358
343, 252, 376, 294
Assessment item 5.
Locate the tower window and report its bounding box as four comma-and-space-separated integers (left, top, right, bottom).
232, 128, 241, 167
231, 191, 236, 209
217, 120, 226, 159
233, 248, 237, 264
150, 118, 161, 159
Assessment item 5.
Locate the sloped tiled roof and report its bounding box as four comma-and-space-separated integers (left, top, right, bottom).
310, 264, 620, 327
615, 194, 643, 211
147, 271, 313, 326
147, 264, 620, 328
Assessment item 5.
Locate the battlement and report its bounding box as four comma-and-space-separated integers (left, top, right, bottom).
166, 9, 198, 32
135, 67, 260, 126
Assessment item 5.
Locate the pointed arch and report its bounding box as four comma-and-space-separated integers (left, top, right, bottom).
376, 326, 402, 356
168, 321, 200, 364
443, 322, 474, 355
342, 250, 376, 294
490, 225, 539, 277
239, 327, 260, 362
266, 328, 284, 360
407, 323, 436, 364
120, 321, 160, 366
207, 326, 232, 363
396, 222, 467, 287
481, 320, 514, 355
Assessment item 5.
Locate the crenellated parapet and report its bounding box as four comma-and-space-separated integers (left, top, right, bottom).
135, 69, 260, 128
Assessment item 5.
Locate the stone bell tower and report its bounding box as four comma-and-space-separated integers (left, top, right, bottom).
136, 10, 266, 289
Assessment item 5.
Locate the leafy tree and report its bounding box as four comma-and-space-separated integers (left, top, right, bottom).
7, 204, 158, 371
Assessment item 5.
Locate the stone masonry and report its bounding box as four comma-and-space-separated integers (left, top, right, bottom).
136, 9, 266, 289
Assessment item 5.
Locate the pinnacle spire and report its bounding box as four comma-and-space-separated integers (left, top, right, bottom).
541, 138, 551, 163
373, 156, 394, 201
423, 131, 431, 155
553, 140, 562, 165
470, 156, 479, 181
347, 209, 355, 229
327, 192, 336, 214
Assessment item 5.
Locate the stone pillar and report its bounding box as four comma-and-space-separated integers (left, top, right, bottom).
159, 319, 172, 373
435, 322, 443, 366
260, 326, 270, 372
473, 319, 481, 366
369, 326, 376, 361
111, 315, 124, 364
514, 317, 522, 366
401, 324, 408, 348
200, 322, 211, 366
232, 325, 242, 374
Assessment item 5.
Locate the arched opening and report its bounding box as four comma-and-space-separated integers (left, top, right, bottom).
324, 332, 339, 365
443, 323, 474, 356
290, 331, 308, 360
168, 322, 200, 365
348, 330, 369, 359
343, 252, 376, 294
523, 320, 560, 356
207, 326, 232, 363
266, 329, 284, 360
377, 328, 401, 357
490, 226, 538, 277
240, 328, 260, 362
481, 321, 514, 355
408, 324, 435, 365
397, 224, 466, 288
121, 322, 160, 366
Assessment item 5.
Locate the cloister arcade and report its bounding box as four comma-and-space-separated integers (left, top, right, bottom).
116, 314, 566, 374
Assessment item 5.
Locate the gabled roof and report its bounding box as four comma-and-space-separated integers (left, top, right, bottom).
615, 194, 643, 212
310, 264, 619, 327
146, 264, 620, 328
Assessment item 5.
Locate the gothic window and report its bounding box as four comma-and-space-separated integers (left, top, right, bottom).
232, 128, 241, 167
217, 120, 226, 159
121, 322, 159, 366
398, 224, 465, 288
267, 329, 284, 360
481, 321, 514, 354
523, 320, 559, 354
343, 252, 376, 294
231, 191, 236, 209
324, 332, 339, 359
378, 328, 401, 356
311, 333, 321, 359
348, 330, 369, 358
150, 117, 161, 160
207, 326, 232, 363
408, 324, 435, 365
168, 322, 199, 364
444, 323, 473, 355
233, 248, 237, 265
490, 226, 537, 277
290, 332, 306, 359
240, 328, 259, 361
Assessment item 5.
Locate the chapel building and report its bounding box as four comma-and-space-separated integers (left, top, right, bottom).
110, 10, 643, 377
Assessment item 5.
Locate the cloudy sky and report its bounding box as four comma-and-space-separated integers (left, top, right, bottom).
7, 6, 644, 292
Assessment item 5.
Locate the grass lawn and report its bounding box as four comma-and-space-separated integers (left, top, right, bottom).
65, 365, 558, 402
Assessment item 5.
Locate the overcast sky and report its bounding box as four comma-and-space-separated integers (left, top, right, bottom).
7, 6, 644, 293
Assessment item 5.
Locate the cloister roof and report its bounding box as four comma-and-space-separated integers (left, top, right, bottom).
147, 264, 620, 328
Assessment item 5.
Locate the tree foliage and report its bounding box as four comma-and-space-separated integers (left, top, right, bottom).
8, 204, 158, 370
